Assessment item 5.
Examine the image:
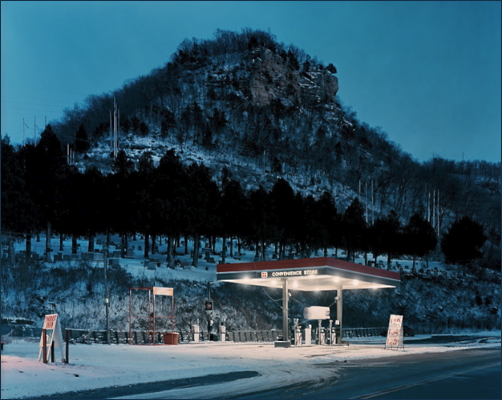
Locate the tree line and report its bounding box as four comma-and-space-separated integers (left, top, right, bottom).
2, 127, 489, 275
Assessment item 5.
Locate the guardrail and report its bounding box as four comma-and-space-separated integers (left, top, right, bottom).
3, 326, 386, 344
343, 327, 386, 338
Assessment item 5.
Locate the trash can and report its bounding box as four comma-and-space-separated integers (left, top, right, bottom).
163, 332, 179, 345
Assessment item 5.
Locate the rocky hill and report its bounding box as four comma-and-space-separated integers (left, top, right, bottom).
2, 29, 499, 336
51, 29, 499, 235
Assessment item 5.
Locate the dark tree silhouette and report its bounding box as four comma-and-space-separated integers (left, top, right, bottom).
269, 178, 296, 260
441, 216, 487, 276
403, 212, 437, 269
1, 137, 39, 262
185, 162, 221, 267
342, 197, 367, 262
220, 177, 246, 263
109, 150, 135, 256
317, 191, 339, 257
243, 185, 270, 262
75, 123, 90, 153
28, 125, 68, 261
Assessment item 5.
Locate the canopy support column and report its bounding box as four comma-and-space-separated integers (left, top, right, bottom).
282, 278, 289, 342
337, 287, 343, 344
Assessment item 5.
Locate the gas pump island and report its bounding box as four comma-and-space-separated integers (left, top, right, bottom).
216, 257, 400, 347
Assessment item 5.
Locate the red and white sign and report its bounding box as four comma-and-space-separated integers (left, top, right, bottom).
261, 272, 268, 278
39, 314, 65, 362
42, 314, 58, 330
385, 314, 404, 349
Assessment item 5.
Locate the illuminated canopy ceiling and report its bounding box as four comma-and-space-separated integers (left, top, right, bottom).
216, 257, 400, 291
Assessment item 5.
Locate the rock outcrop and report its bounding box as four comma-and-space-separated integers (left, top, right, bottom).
246, 48, 338, 107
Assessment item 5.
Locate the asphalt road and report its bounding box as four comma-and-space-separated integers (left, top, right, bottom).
35, 343, 500, 400
230, 347, 501, 400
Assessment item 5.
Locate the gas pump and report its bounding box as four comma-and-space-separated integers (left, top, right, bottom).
316, 319, 326, 345
328, 320, 336, 345
292, 318, 302, 346
207, 318, 215, 341
219, 320, 226, 342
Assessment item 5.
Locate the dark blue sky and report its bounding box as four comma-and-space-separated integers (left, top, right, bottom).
2, 1, 500, 162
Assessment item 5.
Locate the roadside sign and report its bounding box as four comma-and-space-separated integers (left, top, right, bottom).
38, 314, 65, 362
153, 287, 173, 296
385, 314, 404, 350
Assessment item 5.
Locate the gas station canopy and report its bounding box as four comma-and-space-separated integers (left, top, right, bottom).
217, 257, 400, 346
216, 257, 400, 290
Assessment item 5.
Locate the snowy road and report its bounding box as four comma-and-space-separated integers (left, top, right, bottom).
2, 333, 500, 399
105, 348, 501, 399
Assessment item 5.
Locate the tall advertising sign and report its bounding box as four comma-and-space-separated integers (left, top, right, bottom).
384, 314, 404, 350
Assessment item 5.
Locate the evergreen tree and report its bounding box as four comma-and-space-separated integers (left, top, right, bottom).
342, 197, 367, 262
132, 152, 156, 258
317, 191, 339, 257
156, 149, 189, 263
220, 177, 246, 263
185, 163, 220, 267
269, 178, 296, 259
1, 137, 39, 262
403, 212, 437, 268
369, 209, 403, 269
302, 194, 324, 257
441, 216, 487, 276
243, 185, 270, 261
26, 125, 68, 261
75, 123, 90, 153
109, 150, 135, 256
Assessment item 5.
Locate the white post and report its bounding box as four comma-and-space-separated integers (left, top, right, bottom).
304, 324, 311, 346
192, 324, 200, 342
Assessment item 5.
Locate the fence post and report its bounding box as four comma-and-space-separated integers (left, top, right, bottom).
42, 328, 47, 364
51, 341, 55, 363
65, 329, 70, 363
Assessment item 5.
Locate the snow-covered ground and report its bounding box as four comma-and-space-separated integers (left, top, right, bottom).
3, 235, 499, 398
1, 333, 500, 399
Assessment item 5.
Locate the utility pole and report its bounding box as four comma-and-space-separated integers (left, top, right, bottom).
110, 111, 113, 154
114, 98, 117, 158
371, 178, 374, 225
365, 180, 368, 223
437, 191, 440, 236
33, 116, 41, 143
110, 99, 120, 158
23, 118, 29, 146
427, 190, 430, 222
103, 241, 110, 344
432, 190, 435, 231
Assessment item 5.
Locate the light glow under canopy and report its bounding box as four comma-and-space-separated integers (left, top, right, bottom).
217, 257, 400, 291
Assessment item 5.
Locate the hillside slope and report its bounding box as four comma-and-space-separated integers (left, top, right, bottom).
52, 29, 500, 232
2, 235, 500, 335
